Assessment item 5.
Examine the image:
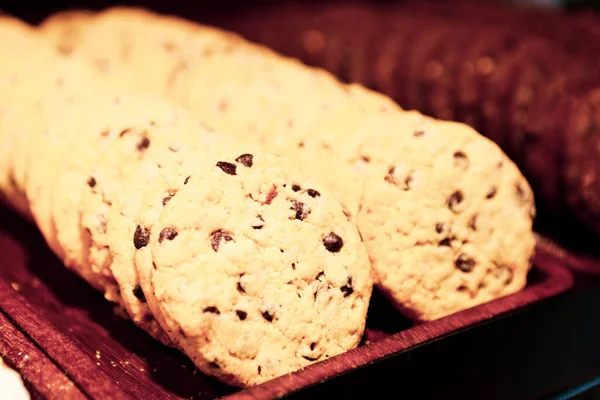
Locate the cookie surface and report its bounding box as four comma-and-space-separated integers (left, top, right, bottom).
356, 116, 535, 321
148, 151, 372, 387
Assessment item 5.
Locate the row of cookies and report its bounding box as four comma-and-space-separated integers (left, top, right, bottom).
38, 6, 536, 320
213, 1, 600, 237
1, 8, 535, 386
0, 22, 373, 386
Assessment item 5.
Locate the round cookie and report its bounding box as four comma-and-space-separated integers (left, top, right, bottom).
104, 112, 224, 343
132, 140, 267, 345
148, 151, 373, 387
10, 56, 109, 257
49, 91, 193, 300
356, 116, 535, 321
0, 31, 57, 218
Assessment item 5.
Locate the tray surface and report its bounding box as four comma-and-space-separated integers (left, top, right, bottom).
0, 204, 574, 399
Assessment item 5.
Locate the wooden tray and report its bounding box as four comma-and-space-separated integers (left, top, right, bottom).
0, 204, 574, 399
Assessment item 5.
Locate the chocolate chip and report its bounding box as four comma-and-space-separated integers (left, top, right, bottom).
132, 285, 146, 303
236, 310, 247, 320
316, 271, 325, 280
515, 183, 528, 205
209, 361, 220, 369
137, 137, 150, 151
203, 306, 220, 314
384, 166, 395, 184
158, 227, 178, 243
235, 154, 253, 167
291, 263, 296, 269
162, 195, 173, 206
303, 355, 321, 361
290, 200, 309, 221
216, 161, 237, 175
438, 238, 452, 247
262, 311, 274, 322
210, 230, 234, 252
119, 128, 132, 137
87, 177, 96, 188
403, 175, 414, 191
468, 214, 478, 231
413, 130, 425, 137
435, 223, 445, 234
133, 225, 150, 249
455, 254, 476, 272
184, 176, 190, 185
291, 184, 301, 192
323, 232, 344, 252
486, 186, 497, 199
447, 190, 464, 212
237, 281, 245, 294
257, 366, 262, 375
340, 277, 353, 297
306, 189, 320, 198
360, 155, 371, 163
453, 151, 469, 169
